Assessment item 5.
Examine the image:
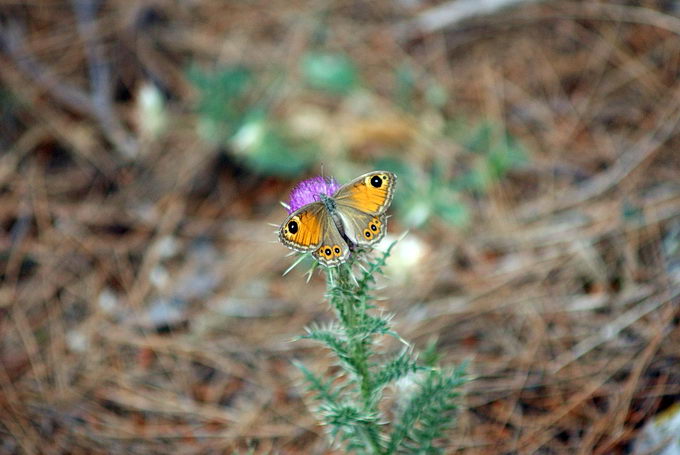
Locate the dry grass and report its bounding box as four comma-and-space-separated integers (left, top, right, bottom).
1, 0, 679, 453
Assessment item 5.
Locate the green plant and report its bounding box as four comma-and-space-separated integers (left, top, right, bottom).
375, 158, 470, 229
188, 65, 315, 177
302, 51, 359, 95
375, 118, 528, 229
454, 120, 528, 193
294, 244, 468, 454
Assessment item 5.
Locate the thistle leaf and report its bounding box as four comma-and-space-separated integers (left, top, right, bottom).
373, 349, 426, 391
388, 364, 468, 454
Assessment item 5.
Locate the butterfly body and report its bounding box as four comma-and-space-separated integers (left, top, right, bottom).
279, 171, 397, 267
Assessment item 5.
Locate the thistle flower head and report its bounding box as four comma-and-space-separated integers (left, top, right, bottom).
287, 176, 340, 213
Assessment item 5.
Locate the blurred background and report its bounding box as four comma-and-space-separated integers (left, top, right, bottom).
1, 0, 680, 453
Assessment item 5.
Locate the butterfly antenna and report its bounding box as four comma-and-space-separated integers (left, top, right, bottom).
267, 223, 279, 228
280, 201, 291, 210
283, 253, 308, 276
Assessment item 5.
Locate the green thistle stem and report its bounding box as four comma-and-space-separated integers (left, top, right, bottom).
332, 264, 384, 455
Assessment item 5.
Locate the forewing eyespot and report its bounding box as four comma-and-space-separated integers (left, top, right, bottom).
287, 220, 298, 235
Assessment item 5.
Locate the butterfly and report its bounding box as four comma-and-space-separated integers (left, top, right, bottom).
279, 171, 397, 267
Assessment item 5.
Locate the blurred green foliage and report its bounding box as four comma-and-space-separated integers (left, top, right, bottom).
189, 52, 360, 177
395, 64, 416, 111
456, 120, 528, 192
378, 120, 527, 229
302, 52, 359, 94
189, 65, 315, 177
189, 56, 529, 225
394, 63, 448, 110
230, 109, 318, 176
377, 157, 471, 228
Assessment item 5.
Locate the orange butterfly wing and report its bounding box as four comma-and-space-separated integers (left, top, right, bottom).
334, 171, 396, 215
333, 171, 396, 246
279, 203, 325, 251
311, 214, 351, 266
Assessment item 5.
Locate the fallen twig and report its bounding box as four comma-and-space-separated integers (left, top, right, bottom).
517, 85, 680, 221
396, 0, 551, 40
550, 288, 680, 374
0, 19, 138, 158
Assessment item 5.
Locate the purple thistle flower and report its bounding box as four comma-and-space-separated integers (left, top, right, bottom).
287, 176, 340, 213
